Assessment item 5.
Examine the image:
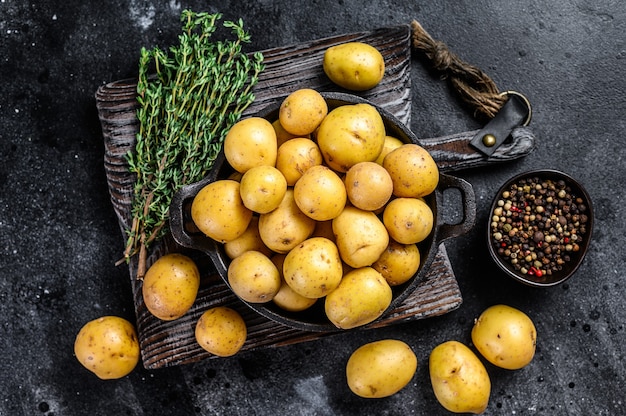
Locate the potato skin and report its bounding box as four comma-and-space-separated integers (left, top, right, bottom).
429, 340, 491, 414
383, 143, 439, 198
471, 304, 537, 370
224, 216, 272, 259
195, 306, 247, 357
191, 179, 252, 243
325, 267, 392, 329
372, 240, 421, 286
323, 42, 385, 91
316, 103, 386, 173
223, 117, 277, 173
332, 205, 389, 269
227, 250, 281, 303
294, 165, 347, 221
74, 316, 140, 380
142, 253, 200, 321
279, 88, 328, 136
258, 189, 316, 253
382, 197, 434, 244
346, 339, 417, 398
239, 165, 287, 214
344, 161, 393, 211
283, 237, 343, 299
276, 137, 323, 186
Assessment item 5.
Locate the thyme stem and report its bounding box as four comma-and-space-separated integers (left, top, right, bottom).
123, 10, 264, 278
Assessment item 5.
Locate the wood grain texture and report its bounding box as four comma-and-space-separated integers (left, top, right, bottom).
94, 25, 491, 369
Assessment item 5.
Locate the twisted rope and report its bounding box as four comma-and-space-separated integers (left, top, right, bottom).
411, 20, 507, 121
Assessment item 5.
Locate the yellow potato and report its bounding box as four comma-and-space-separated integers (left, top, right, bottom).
323, 42, 385, 91
258, 189, 316, 253
273, 279, 318, 312
372, 240, 421, 286
191, 179, 252, 243
333, 205, 389, 268
224, 216, 272, 259
279, 88, 328, 136
344, 161, 393, 211
227, 250, 281, 303
316, 103, 386, 172
272, 119, 300, 148
383, 143, 439, 198
375, 135, 404, 165
471, 304, 537, 370
382, 197, 434, 244
325, 267, 392, 329
283, 237, 343, 298
224, 116, 277, 173
276, 137, 324, 186
294, 165, 347, 221
195, 306, 247, 357
239, 165, 287, 214
271, 254, 317, 312
429, 340, 491, 414
346, 339, 417, 398
74, 316, 140, 380
142, 253, 200, 321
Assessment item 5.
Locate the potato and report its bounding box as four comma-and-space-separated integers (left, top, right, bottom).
271, 254, 318, 312
383, 143, 439, 198
372, 240, 421, 286
276, 137, 324, 186
294, 165, 347, 221
273, 279, 318, 312
258, 189, 316, 253
344, 161, 393, 211
239, 165, 287, 214
375, 135, 404, 165
224, 216, 272, 259
74, 316, 140, 380
272, 119, 299, 148
323, 42, 385, 91
224, 116, 277, 173
316, 103, 386, 172
195, 306, 247, 357
191, 179, 252, 243
279, 88, 328, 136
346, 339, 417, 398
227, 250, 281, 303
383, 197, 434, 244
429, 340, 491, 414
471, 304, 537, 370
283, 237, 343, 299
325, 267, 392, 329
142, 253, 200, 321
332, 205, 389, 268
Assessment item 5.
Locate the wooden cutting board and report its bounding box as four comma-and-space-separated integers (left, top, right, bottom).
96, 24, 534, 369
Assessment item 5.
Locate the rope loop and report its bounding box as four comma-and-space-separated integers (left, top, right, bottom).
411, 20, 508, 121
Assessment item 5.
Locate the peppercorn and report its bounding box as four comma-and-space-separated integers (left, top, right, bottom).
490, 176, 589, 280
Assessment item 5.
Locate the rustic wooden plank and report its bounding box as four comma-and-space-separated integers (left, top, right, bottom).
96, 25, 467, 370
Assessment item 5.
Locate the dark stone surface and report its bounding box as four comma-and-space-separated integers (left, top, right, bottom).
1, 1, 624, 415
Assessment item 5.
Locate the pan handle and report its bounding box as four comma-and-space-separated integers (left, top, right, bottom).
169, 176, 216, 254
435, 173, 476, 243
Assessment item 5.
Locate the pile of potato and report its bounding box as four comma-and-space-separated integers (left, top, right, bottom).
73, 42, 539, 415
190, 88, 439, 330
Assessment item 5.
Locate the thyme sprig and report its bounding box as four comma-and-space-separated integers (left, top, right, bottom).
122, 10, 264, 278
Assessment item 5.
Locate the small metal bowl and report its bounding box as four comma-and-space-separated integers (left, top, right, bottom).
487, 169, 593, 287
171, 92, 476, 331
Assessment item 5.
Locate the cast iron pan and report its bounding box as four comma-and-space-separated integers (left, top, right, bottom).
170, 92, 476, 332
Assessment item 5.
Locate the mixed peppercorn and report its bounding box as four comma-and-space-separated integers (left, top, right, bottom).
490, 175, 589, 280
